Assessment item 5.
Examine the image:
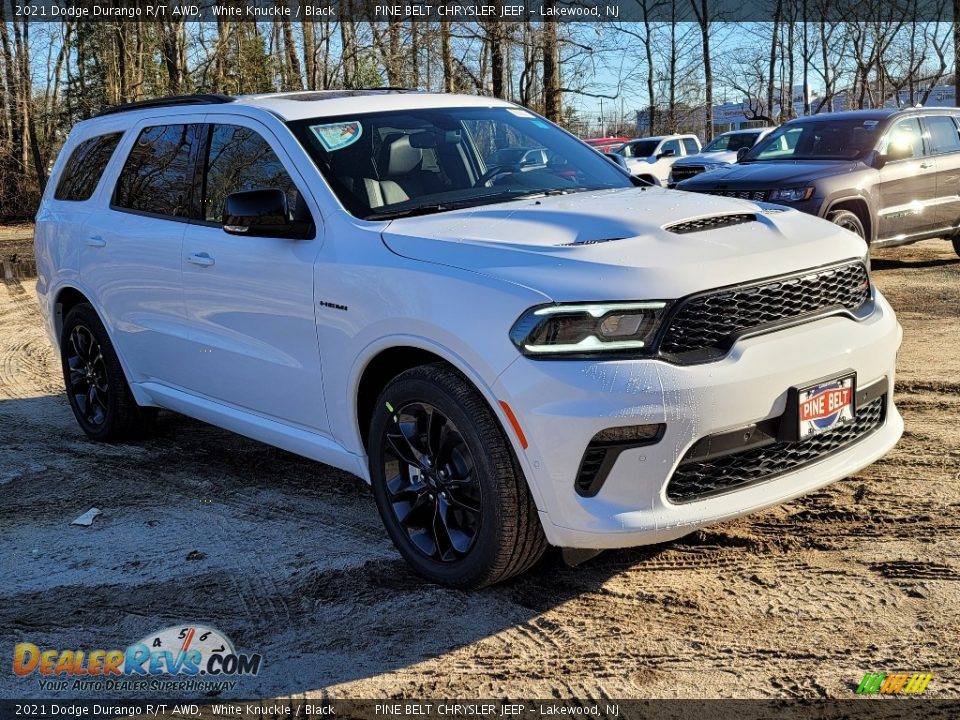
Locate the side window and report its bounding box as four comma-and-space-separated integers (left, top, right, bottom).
203, 124, 299, 223
882, 118, 924, 161
660, 139, 682, 157
681, 138, 699, 155
54, 132, 123, 202
114, 124, 201, 218
924, 116, 960, 154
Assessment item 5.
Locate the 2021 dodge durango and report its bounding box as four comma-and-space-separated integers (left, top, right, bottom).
677, 107, 960, 256
35, 90, 904, 587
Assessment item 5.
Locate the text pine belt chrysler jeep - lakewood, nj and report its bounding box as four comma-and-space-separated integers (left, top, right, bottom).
35, 90, 903, 588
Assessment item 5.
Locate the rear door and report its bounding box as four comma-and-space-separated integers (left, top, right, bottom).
875, 116, 939, 241
921, 114, 960, 233
180, 118, 328, 432
81, 118, 205, 388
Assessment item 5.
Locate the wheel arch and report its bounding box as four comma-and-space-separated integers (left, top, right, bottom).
53, 285, 95, 346
351, 341, 542, 508
825, 196, 874, 243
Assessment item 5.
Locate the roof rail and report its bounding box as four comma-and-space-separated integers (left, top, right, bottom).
95, 94, 235, 117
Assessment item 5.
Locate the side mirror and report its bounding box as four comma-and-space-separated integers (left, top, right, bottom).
736, 147, 750, 163
223, 189, 313, 239
870, 151, 887, 170
657, 148, 676, 159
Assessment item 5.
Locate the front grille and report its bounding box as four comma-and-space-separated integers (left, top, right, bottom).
671, 165, 704, 181
667, 395, 886, 503
707, 189, 769, 201
665, 213, 757, 234
658, 261, 870, 361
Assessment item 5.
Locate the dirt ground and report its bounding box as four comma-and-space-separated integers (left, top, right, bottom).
1, 228, 958, 700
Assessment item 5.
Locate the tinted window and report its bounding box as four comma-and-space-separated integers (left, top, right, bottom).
114, 124, 201, 218
619, 140, 658, 158
925, 116, 960, 154
54, 133, 123, 201
203, 125, 299, 223
682, 138, 700, 155
749, 119, 880, 161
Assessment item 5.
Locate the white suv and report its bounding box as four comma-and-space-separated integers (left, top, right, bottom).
615, 134, 702, 184
36, 91, 903, 588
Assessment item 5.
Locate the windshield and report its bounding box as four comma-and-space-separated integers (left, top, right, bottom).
617, 140, 658, 158
703, 131, 762, 153
287, 106, 633, 219
745, 119, 882, 161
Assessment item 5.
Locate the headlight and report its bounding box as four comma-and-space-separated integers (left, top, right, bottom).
510, 301, 670, 357
769, 187, 814, 203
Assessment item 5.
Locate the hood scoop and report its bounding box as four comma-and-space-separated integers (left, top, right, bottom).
664, 213, 757, 234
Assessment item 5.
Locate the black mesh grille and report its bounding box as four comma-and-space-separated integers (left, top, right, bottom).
706, 189, 769, 201
658, 262, 870, 360
667, 395, 886, 503
671, 165, 704, 181
665, 213, 757, 234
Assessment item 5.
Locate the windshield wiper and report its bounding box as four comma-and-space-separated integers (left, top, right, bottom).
365, 187, 596, 220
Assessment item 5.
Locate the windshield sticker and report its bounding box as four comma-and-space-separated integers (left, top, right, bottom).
310, 121, 363, 151
863, 120, 879, 127
507, 108, 535, 118
532, 120, 550, 129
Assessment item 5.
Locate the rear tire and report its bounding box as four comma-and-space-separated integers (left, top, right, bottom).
60, 303, 157, 442
952, 235, 960, 257
828, 209, 866, 240
368, 364, 547, 588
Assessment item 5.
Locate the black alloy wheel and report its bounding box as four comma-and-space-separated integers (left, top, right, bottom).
60, 303, 157, 442
382, 401, 483, 562
66, 324, 109, 428
369, 364, 547, 588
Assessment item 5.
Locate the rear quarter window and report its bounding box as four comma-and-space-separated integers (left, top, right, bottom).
54, 132, 123, 202
682, 138, 700, 155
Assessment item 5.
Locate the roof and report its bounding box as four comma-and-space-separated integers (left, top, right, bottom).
783, 108, 914, 123
631, 134, 698, 142
92, 90, 518, 123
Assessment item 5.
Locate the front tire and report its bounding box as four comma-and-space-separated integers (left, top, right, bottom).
828, 209, 866, 240
368, 365, 547, 588
60, 303, 157, 442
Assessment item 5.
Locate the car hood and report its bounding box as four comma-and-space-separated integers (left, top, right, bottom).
679, 159, 862, 188
673, 150, 736, 166
380, 187, 866, 302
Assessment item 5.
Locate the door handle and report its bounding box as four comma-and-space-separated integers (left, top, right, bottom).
920, 162, 934, 169
86, 235, 106, 248
187, 252, 215, 267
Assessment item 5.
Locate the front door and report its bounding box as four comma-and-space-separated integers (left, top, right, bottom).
180, 119, 328, 432
875, 117, 939, 241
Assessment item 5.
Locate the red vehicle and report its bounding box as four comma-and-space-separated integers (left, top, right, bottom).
584, 136, 630, 153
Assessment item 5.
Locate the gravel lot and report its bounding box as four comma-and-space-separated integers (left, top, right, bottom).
1, 229, 958, 699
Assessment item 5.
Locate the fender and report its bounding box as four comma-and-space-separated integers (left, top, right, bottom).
346, 334, 546, 509
821, 191, 877, 243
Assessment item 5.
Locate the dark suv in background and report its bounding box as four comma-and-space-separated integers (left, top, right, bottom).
677, 108, 960, 256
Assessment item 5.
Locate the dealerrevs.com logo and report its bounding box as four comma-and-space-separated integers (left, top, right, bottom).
856, 672, 933, 696
13, 625, 261, 693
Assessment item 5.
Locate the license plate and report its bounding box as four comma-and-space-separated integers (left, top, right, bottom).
797, 375, 856, 438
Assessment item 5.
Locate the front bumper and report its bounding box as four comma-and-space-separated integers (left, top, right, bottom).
493, 290, 903, 549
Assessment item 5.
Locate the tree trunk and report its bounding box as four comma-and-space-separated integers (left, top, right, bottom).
441, 18, 454, 93
542, 9, 561, 120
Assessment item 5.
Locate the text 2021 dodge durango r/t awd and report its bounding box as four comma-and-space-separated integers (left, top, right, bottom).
35, 90, 903, 587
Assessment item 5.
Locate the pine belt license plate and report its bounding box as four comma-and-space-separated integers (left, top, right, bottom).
797, 374, 856, 439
